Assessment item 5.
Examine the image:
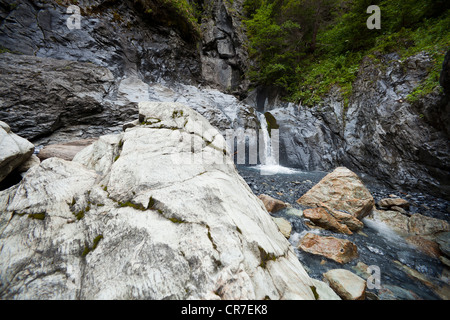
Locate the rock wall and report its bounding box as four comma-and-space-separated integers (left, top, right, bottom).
0, 0, 201, 83
199, 0, 250, 95
0, 0, 253, 147
259, 52, 450, 200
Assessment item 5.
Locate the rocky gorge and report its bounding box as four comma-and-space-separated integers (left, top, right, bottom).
0, 0, 449, 301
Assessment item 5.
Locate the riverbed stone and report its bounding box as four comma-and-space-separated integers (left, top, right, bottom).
258, 194, 287, 213
378, 198, 410, 209
272, 217, 292, 239
311, 278, 341, 300
406, 236, 442, 258
303, 207, 352, 235
297, 167, 374, 220
323, 269, 366, 300
298, 233, 358, 264
408, 214, 450, 237
435, 232, 450, 258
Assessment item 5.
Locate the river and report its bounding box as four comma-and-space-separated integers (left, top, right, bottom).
237, 164, 450, 300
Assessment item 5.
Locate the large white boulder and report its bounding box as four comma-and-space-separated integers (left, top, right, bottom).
0, 121, 34, 182
0, 102, 323, 300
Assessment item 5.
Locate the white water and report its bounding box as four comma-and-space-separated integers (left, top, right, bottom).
256, 112, 299, 175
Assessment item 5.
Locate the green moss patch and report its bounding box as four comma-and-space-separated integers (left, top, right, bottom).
82, 234, 104, 257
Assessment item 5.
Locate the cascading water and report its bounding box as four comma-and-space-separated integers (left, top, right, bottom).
256, 112, 296, 175
257, 112, 277, 166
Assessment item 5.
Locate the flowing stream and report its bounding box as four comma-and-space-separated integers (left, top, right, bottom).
237, 162, 450, 300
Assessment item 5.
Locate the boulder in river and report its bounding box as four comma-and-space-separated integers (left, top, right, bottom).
258, 194, 287, 213
272, 217, 292, 239
298, 233, 358, 264
368, 209, 450, 239
303, 207, 353, 235
323, 269, 366, 300
378, 197, 410, 209
297, 167, 374, 220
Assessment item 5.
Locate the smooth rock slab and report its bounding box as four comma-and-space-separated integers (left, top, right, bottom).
37, 138, 98, 161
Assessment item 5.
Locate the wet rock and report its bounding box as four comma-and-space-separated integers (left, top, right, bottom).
408, 214, 450, 238
367, 209, 449, 240
390, 206, 411, 216
393, 260, 450, 300
367, 209, 410, 236
38, 139, 98, 161
284, 207, 303, 218
377, 284, 422, 300
440, 256, 450, 268
303, 207, 352, 235
272, 217, 292, 239
298, 233, 358, 264
323, 269, 366, 300
406, 236, 442, 259
378, 198, 410, 209
435, 232, 450, 258
258, 194, 287, 213
351, 261, 372, 280
0, 121, 34, 182
319, 203, 364, 232
310, 278, 341, 300
297, 167, 374, 220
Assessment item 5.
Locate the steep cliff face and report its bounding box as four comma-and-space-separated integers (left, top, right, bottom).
261, 52, 450, 199
0, 0, 249, 91
0, 0, 254, 146
199, 0, 250, 95
0, 0, 202, 83
0, 0, 448, 200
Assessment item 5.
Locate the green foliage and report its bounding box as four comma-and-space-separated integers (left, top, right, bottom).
243, 0, 450, 106
135, 0, 202, 40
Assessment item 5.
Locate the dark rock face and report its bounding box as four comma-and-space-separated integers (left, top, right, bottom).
0, 53, 137, 143
263, 53, 450, 200
0, 0, 252, 146
200, 0, 250, 94
0, 0, 202, 84
343, 53, 450, 199
440, 50, 450, 96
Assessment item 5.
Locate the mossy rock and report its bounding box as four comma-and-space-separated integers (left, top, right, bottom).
264, 112, 279, 137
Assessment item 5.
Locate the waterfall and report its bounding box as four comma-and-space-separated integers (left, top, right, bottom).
257, 112, 277, 166
256, 111, 297, 175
